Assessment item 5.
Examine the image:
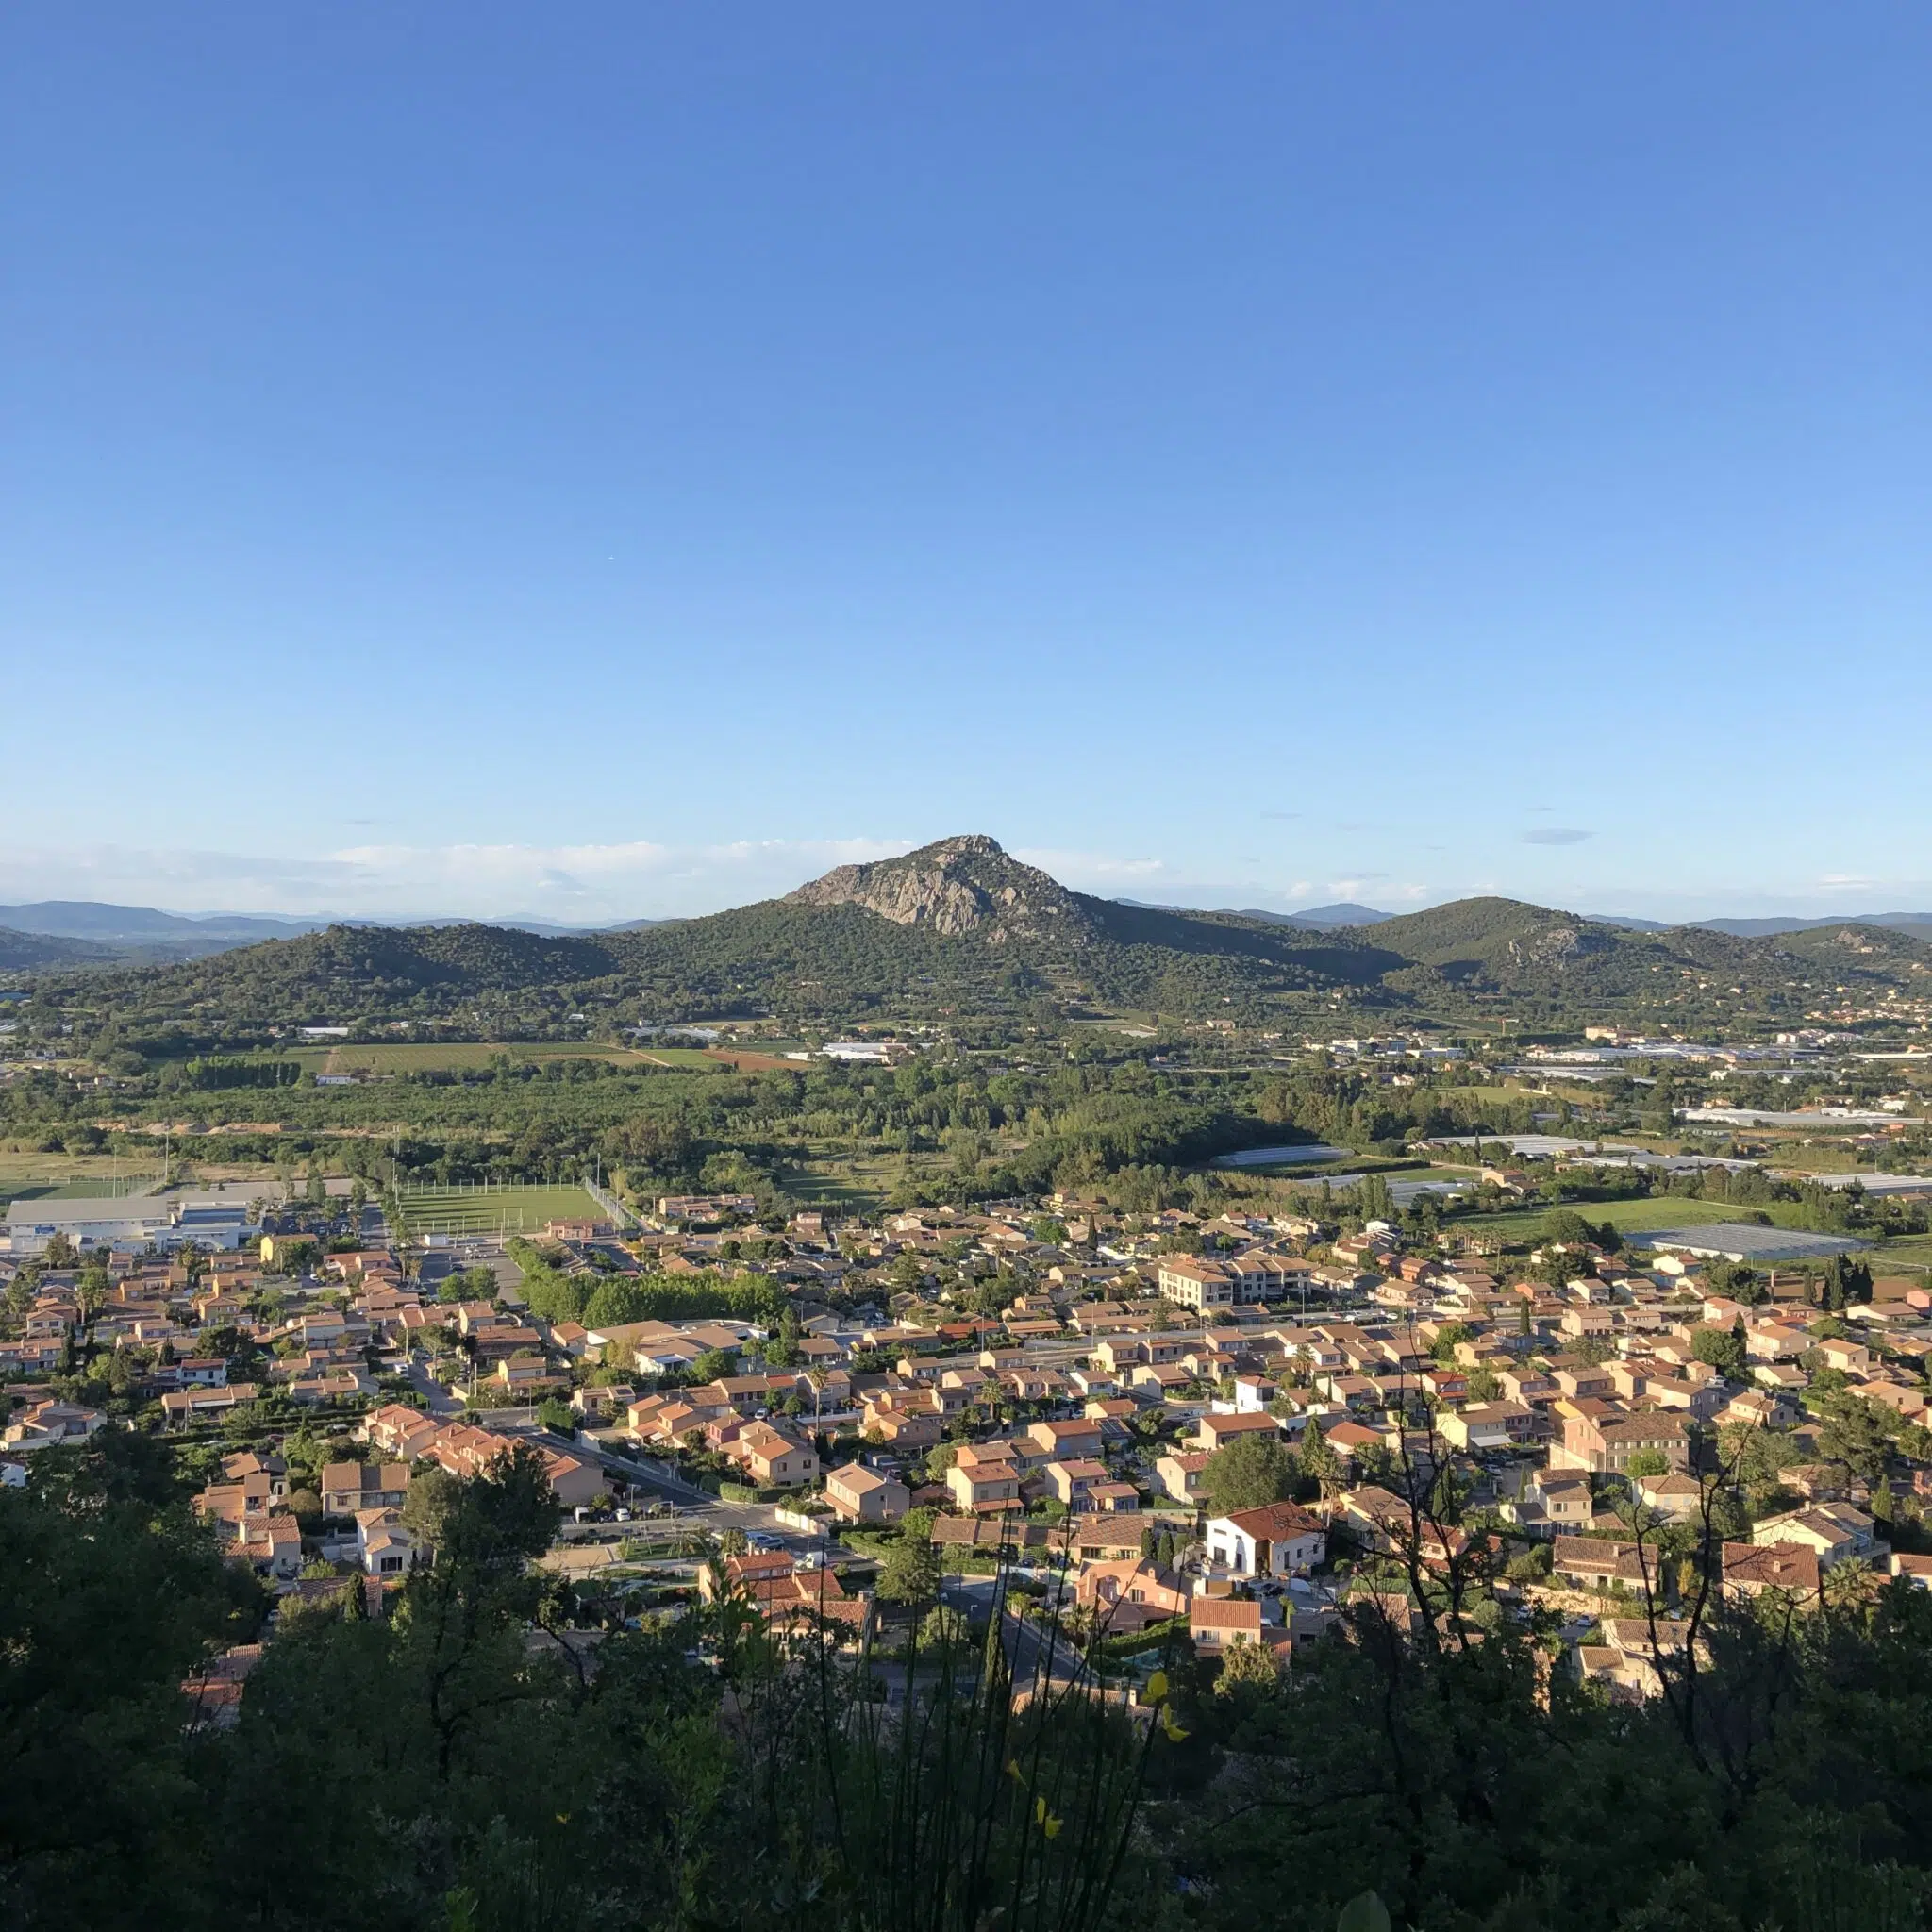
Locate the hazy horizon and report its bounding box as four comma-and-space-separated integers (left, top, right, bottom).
6, 834, 1932, 932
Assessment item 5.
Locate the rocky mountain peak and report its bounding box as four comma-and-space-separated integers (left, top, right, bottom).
783, 834, 1092, 943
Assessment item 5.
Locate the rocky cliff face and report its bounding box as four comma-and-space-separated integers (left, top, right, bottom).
784, 834, 1094, 944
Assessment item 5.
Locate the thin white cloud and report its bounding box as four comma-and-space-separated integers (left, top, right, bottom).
1012, 848, 1169, 883
10, 841, 1932, 930
0, 837, 918, 924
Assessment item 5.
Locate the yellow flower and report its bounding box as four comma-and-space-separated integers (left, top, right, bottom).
1146, 1670, 1169, 1702
1158, 1703, 1189, 1743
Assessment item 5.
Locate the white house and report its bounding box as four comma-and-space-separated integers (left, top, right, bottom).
1751, 1504, 1881, 1569
1205, 1500, 1327, 1577
356, 1507, 426, 1577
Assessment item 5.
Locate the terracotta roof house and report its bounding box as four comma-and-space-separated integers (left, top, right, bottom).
1206, 1500, 1327, 1577
1074, 1558, 1188, 1636
1043, 1458, 1111, 1509
1156, 1451, 1211, 1506
180, 1644, 264, 1732
1723, 1541, 1823, 1602
700, 1551, 874, 1644
946, 1443, 1025, 1515
1750, 1504, 1881, 1569
1552, 1536, 1656, 1591
1025, 1417, 1105, 1464
320, 1461, 410, 1516
1194, 1410, 1283, 1453
1890, 1552, 1932, 1589
824, 1462, 909, 1524
733, 1421, 819, 1490
1560, 1408, 1691, 1474
160, 1384, 259, 1427
1190, 1595, 1269, 1650
355, 1507, 425, 1577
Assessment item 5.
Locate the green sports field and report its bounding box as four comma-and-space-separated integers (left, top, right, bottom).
391, 1182, 612, 1238
1451, 1196, 1812, 1243
0, 1155, 165, 1208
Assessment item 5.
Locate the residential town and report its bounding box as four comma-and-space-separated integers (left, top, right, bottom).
9, 1165, 1930, 1731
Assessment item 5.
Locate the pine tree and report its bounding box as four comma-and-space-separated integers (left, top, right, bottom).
1299, 1418, 1342, 1499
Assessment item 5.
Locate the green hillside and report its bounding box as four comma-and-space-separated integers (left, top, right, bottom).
0, 925, 120, 974
25, 841, 1932, 1036
1356, 897, 1932, 1024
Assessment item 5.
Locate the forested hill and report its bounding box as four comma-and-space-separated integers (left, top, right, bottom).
1357, 897, 1932, 1020
0, 926, 120, 973
23, 838, 1932, 1032
62, 923, 633, 1014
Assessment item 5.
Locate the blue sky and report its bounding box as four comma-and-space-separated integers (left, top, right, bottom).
5, 5, 1928, 924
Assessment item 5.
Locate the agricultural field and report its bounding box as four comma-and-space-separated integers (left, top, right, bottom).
695, 1047, 806, 1073
303, 1041, 661, 1075
1740, 1141, 1891, 1174
1868, 1234, 1932, 1274
391, 1182, 610, 1238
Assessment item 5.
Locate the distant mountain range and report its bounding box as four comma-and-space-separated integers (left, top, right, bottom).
6, 889, 1929, 972
1694, 913, 1932, 940
0, 899, 674, 967
1117, 898, 1392, 929
24, 836, 1932, 1034
984, 895, 1932, 941
0, 901, 335, 943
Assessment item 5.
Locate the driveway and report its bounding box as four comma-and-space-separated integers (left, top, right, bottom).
407, 1352, 462, 1416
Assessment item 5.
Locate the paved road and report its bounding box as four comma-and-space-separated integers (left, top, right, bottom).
939, 1574, 1090, 1698
574, 1437, 806, 1538
1000, 1603, 1091, 1697
406, 1352, 462, 1416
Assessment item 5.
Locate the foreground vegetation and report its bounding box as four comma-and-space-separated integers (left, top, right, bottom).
7, 1431, 1932, 1932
